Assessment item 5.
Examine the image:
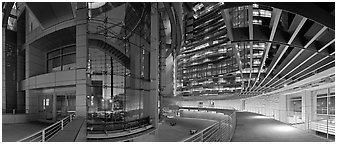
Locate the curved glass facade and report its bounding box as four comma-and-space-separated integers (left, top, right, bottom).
86, 2, 152, 134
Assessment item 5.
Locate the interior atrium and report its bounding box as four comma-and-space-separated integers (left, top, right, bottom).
2, 2, 335, 142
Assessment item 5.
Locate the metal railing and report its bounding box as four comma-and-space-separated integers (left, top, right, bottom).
18, 113, 76, 142
87, 116, 151, 134
180, 108, 237, 142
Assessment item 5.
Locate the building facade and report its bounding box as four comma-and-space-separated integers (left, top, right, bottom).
2, 2, 335, 142
2, 2, 165, 138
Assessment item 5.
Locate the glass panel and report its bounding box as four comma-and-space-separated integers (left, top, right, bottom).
62, 46, 76, 54
55, 87, 76, 120
328, 96, 335, 115
48, 50, 61, 59
62, 54, 75, 65
62, 54, 76, 70
317, 97, 327, 114
38, 89, 54, 121
48, 60, 53, 72
51, 57, 61, 72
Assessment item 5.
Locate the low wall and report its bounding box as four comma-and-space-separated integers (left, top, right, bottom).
176, 99, 242, 110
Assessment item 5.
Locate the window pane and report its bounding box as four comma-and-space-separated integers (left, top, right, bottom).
62, 54, 76, 65
48, 50, 61, 59
51, 57, 61, 72
329, 96, 335, 115
52, 57, 61, 67
62, 54, 76, 70
62, 46, 76, 54
317, 97, 327, 114
48, 60, 53, 72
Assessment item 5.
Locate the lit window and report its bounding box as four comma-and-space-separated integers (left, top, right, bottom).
88, 2, 106, 9
252, 4, 259, 8
46, 99, 49, 106
253, 10, 259, 16
253, 19, 262, 25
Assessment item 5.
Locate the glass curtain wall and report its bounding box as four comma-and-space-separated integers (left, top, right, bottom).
86, 2, 151, 134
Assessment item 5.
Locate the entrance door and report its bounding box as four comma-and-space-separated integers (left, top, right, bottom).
39, 94, 53, 121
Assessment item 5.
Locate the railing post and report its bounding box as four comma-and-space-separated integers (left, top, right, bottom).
201, 131, 204, 142
42, 130, 45, 142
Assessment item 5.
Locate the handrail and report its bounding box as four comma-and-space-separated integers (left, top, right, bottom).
87, 116, 151, 133
180, 108, 237, 142
181, 121, 218, 142
18, 113, 76, 142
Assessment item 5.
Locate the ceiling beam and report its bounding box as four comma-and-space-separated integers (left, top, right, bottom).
250, 8, 282, 91
267, 38, 334, 88
256, 26, 327, 92
271, 52, 335, 90
274, 59, 335, 90
251, 16, 307, 92
255, 66, 335, 100
247, 5, 254, 92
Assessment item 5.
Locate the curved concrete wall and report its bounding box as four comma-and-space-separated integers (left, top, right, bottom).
21, 70, 78, 90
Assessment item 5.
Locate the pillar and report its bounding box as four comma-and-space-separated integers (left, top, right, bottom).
303, 89, 312, 131
2, 27, 6, 112
279, 94, 288, 123
148, 2, 159, 128
52, 93, 57, 121
75, 2, 89, 117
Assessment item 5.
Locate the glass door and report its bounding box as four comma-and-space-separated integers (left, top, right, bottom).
55, 87, 76, 120
38, 93, 54, 121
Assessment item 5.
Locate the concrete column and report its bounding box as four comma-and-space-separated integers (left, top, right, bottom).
52, 93, 57, 121
25, 10, 30, 115
279, 94, 288, 123
75, 2, 89, 117
148, 2, 159, 128
2, 28, 6, 112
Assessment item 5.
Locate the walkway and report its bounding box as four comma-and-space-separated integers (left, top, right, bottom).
2, 122, 50, 142
48, 117, 86, 142
232, 112, 329, 142
133, 117, 216, 142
